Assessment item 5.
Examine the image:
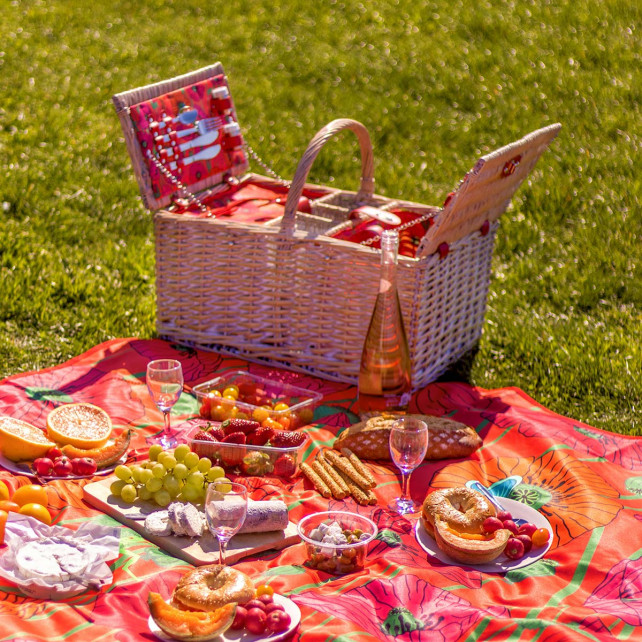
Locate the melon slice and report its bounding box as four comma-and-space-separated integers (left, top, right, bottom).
0, 416, 56, 462
46, 403, 112, 449
434, 517, 510, 564
148, 593, 236, 641
61, 428, 132, 468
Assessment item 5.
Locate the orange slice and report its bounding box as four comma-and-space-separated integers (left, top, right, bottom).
46, 403, 112, 449
0, 416, 56, 461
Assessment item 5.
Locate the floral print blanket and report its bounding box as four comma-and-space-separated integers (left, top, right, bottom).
0, 338, 641, 642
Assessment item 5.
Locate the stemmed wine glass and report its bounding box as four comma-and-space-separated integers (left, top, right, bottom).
146, 359, 183, 449
205, 482, 248, 565
388, 417, 429, 514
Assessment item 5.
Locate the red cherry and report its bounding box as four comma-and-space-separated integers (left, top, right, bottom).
518, 523, 538, 538
482, 517, 504, 534
257, 593, 273, 606
34, 457, 54, 476
47, 447, 63, 460
264, 602, 285, 614
230, 606, 247, 630
497, 510, 513, 522
502, 520, 519, 535
480, 220, 490, 236
245, 599, 265, 612
505, 537, 525, 560
437, 242, 449, 259
52, 456, 73, 477
245, 608, 267, 635
265, 609, 291, 634
516, 534, 533, 554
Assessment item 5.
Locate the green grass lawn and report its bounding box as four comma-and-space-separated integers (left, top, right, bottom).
1, 0, 640, 435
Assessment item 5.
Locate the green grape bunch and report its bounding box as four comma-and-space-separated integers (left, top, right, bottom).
109, 442, 228, 507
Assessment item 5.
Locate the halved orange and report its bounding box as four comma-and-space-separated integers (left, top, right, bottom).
0, 416, 56, 461
46, 403, 113, 449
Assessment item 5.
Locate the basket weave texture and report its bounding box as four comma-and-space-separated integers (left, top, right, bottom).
114, 65, 561, 388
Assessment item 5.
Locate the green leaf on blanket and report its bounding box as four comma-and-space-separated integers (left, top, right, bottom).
25, 387, 73, 404
504, 559, 559, 583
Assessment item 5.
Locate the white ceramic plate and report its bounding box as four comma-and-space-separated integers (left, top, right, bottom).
148, 593, 301, 642
0, 452, 125, 481
415, 497, 553, 573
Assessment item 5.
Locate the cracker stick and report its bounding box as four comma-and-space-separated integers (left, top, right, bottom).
311, 460, 348, 499
337, 470, 378, 506
317, 452, 350, 494
340, 447, 377, 489
300, 463, 331, 498
324, 449, 375, 490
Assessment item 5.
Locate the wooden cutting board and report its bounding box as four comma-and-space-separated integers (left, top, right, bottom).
82, 477, 300, 565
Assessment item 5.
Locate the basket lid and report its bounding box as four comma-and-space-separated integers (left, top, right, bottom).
112, 63, 249, 211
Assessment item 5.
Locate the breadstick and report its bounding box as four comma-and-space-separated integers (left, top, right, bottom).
337, 470, 377, 506
317, 452, 350, 494
300, 463, 331, 498
324, 449, 375, 490
311, 460, 348, 499
341, 447, 377, 489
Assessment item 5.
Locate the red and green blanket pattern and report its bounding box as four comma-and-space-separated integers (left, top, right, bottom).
0, 338, 641, 642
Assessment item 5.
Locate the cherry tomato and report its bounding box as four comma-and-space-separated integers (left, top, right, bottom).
273, 402, 289, 412
0, 500, 20, 513
210, 405, 229, 422
276, 416, 291, 430
12, 484, 48, 508
200, 397, 212, 418
18, 502, 52, 525
532, 528, 550, 548
252, 407, 271, 423
223, 386, 239, 400
261, 417, 282, 431
255, 584, 274, 597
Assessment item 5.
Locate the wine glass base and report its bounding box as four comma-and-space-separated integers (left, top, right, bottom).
388, 496, 420, 515
156, 434, 177, 449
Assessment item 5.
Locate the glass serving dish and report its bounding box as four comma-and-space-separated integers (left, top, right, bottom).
184, 422, 310, 480
297, 511, 378, 574
192, 371, 322, 430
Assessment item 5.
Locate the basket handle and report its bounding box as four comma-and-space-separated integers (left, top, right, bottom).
281, 119, 375, 235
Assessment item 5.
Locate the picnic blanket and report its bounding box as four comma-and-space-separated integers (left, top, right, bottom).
0, 338, 641, 642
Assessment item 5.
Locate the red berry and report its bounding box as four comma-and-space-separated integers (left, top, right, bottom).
52, 456, 73, 477
273, 454, 297, 478
497, 510, 513, 522
480, 219, 490, 236
516, 534, 533, 554
518, 523, 538, 538
270, 431, 306, 448
503, 520, 519, 535
71, 457, 97, 476
505, 537, 525, 560
482, 517, 504, 534
257, 593, 274, 606
437, 242, 449, 259
247, 427, 274, 446
264, 602, 285, 614
33, 457, 54, 476
194, 430, 217, 443
245, 599, 265, 612
245, 608, 267, 635
47, 447, 63, 460
265, 609, 291, 634
231, 605, 247, 630
222, 431, 246, 445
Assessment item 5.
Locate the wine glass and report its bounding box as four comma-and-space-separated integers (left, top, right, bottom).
205, 481, 248, 565
388, 417, 429, 514
146, 359, 183, 449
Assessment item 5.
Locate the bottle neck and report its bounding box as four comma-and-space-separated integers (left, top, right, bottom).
379, 231, 399, 290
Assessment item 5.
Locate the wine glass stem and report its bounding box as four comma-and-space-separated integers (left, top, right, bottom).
400, 470, 412, 501
217, 538, 227, 565
162, 409, 171, 435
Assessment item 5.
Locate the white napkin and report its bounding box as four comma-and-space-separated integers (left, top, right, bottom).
0, 513, 120, 600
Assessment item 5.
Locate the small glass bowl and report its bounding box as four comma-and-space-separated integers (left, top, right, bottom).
297, 511, 378, 575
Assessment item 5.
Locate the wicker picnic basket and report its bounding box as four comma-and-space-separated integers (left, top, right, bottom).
113, 63, 561, 389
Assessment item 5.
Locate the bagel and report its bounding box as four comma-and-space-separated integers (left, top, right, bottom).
422, 487, 495, 537
172, 565, 254, 612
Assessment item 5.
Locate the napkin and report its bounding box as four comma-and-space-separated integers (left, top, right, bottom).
0, 513, 120, 600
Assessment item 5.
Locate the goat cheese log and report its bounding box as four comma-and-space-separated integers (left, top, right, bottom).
238, 500, 289, 534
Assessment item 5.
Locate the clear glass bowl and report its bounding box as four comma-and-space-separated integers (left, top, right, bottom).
192, 371, 321, 430
297, 511, 378, 574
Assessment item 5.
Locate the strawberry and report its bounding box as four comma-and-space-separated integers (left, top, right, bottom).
222, 418, 260, 436
270, 431, 307, 448
222, 432, 246, 444
273, 453, 297, 478
194, 430, 216, 442
246, 427, 274, 446
209, 426, 225, 441
219, 431, 246, 468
